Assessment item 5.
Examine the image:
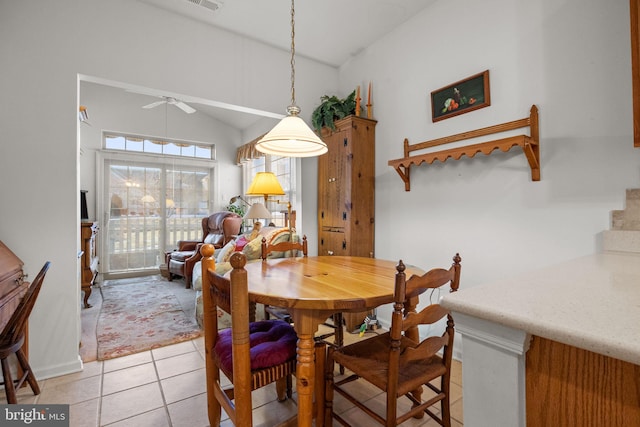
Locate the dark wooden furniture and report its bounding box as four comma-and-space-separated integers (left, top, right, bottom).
167, 212, 242, 288
204, 255, 425, 427
0, 261, 50, 404
0, 241, 29, 333
388, 105, 540, 191
318, 115, 377, 331
80, 221, 98, 308
201, 247, 297, 426
325, 254, 461, 426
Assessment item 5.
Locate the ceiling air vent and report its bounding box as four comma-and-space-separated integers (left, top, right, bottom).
185, 0, 223, 12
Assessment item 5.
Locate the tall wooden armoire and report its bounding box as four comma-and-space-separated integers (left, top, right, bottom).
318, 115, 376, 257
318, 115, 376, 329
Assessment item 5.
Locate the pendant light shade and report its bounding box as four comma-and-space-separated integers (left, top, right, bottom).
255, 0, 327, 158
256, 108, 327, 157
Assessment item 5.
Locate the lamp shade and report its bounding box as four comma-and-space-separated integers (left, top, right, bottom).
243, 203, 271, 220
246, 172, 286, 198
255, 114, 328, 157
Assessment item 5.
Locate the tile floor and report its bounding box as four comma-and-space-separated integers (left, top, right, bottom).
2, 337, 464, 426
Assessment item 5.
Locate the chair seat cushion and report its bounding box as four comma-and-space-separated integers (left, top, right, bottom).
214, 320, 297, 374
170, 251, 196, 262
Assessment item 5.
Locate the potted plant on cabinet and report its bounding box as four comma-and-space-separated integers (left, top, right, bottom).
311, 90, 359, 134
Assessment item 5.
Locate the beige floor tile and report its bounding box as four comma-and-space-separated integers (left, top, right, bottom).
102, 362, 158, 395
450, 359, 463, 386
69, 398, 100, 427
152, 339, 198, 360
59, 336, 463, 426
154, 351, 204, 379
220, 397, 298, 427
100, 382, 164, 425
106, 407, 171, 427
103, 351, 153, 373
37, 375, 102, 405
451, 397, 464, 424
167, 392, 210, 427
192, 336, 205, 351
41, 362, 102, 390
160, 367, 206, 404
449, 382, 463, 404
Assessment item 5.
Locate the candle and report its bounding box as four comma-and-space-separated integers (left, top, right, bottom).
356, 85, 360, 100
367, 82, 372, 105
355, 85, 361, 116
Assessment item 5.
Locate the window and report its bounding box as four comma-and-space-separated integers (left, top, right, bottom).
105, 134, 215, 160
243, 154, 296, 229
100, 132, 216, 276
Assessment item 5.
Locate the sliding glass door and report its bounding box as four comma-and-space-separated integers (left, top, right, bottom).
102, 156, 213, 276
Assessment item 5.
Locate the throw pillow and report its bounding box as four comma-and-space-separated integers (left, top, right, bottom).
234, 235, 249, 251
216, 239, 236, 264
242, 235, 264, 260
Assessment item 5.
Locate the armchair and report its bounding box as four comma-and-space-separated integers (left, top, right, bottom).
167, 211, 242, 288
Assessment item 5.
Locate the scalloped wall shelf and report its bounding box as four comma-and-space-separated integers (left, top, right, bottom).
388, 105, 540, 191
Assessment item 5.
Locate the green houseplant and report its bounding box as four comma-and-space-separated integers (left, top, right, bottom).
311, 90, 359, 134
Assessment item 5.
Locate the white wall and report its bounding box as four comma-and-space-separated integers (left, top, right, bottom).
0, 0, 336, 378
2, 0, 639, 377
336, 0, 640, 326
79, 81, 244, 220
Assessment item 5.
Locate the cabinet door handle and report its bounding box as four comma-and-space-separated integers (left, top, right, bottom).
328, 250, 334, 255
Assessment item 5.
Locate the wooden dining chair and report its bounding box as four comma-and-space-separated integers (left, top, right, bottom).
260, 235, 344, 346
325, 253, 462, 427
201, 245, 298, 426
0, 261, 51, 404
260, 234, 307, 324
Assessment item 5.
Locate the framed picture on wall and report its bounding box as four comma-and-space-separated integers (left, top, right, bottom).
430, 70, 491, 122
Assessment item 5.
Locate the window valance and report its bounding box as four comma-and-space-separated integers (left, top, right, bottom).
236, 133, 266, 165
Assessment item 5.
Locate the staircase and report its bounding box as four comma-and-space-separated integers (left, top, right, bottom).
603, 189, 640, 253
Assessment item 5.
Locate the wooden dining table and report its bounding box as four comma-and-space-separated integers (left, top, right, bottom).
238, 255, 425, 427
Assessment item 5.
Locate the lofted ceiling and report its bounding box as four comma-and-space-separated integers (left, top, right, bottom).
99, 0, 436, 131
138, 0, 435, 68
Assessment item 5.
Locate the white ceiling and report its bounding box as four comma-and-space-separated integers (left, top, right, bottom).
139, 0, 435, 67
103, 0, 436, 131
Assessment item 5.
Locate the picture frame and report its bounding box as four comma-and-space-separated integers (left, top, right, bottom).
430, 70, 491, 122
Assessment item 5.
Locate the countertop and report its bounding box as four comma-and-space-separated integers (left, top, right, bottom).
440, 251, 640, 365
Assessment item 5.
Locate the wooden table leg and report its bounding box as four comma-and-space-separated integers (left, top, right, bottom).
292, 310, 327, 427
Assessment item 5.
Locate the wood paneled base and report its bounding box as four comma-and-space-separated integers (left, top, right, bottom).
526, 336, 640, 426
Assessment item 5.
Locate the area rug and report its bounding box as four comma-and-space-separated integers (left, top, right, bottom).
96, 277, 202, 360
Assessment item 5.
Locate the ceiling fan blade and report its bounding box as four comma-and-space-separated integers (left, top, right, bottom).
142, 100, 167, 109
175, 101, 196, 114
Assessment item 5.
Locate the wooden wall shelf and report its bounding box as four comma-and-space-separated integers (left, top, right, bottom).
388, 105, 540, 191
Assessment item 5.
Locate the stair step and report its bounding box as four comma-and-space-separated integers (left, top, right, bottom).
603, 230, 640, 253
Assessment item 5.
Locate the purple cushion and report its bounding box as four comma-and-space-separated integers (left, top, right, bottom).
214, 320, 297, 374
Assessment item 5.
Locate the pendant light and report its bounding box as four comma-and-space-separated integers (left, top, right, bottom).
255, 0, 328, 157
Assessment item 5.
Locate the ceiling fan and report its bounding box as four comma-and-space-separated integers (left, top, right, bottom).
142, 96, 196, 114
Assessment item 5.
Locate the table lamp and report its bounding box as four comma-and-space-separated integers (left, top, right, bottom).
246, 172, 285, 203
243, 202, 271, 222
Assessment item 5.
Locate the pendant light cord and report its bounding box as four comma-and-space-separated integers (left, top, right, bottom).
288, 0, 299, 115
